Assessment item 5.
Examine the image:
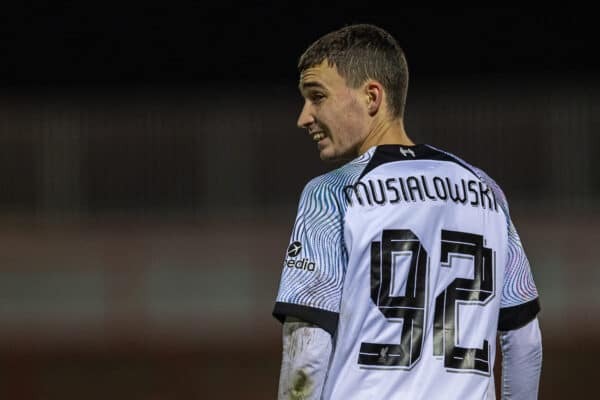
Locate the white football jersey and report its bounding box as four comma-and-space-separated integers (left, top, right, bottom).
273, 144, 540, 400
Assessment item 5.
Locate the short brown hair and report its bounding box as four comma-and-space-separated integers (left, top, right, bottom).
298, 24, 409, 119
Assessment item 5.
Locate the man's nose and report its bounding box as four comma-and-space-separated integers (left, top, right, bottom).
297, 102, 314, 129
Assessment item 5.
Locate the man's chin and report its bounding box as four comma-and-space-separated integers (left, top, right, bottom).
318, 149, 338, 162
319, 150, 349, 163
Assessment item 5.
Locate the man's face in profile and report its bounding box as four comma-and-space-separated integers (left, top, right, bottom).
297, 61, 370, 161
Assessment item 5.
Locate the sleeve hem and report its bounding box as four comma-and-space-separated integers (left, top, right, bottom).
498, 298, 541, 331
273, 302, 339, 336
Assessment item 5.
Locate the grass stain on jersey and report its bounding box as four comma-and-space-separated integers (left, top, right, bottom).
290, 370, 312, 400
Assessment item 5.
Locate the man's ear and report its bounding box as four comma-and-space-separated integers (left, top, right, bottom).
365, 81, 383, 116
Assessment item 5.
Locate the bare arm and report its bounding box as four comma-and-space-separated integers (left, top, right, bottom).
278, 318, 332, 400
499, 318, 543, 399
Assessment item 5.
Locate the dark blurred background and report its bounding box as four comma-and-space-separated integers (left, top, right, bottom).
0, 4, 598, 399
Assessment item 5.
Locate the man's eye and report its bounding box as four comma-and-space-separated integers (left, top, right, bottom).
311, 93, 325, 103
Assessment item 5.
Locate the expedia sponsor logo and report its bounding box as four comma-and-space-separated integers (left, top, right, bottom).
287, 241, 302, 257
285, 258, 316, 271
284, 241, 317, 272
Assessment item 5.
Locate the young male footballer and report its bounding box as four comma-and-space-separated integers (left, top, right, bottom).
273, 24, 542, 399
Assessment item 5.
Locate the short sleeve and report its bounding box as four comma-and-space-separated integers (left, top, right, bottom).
497, 218, 540, 331
272, 177, 347, 335
473, 167, 540, 331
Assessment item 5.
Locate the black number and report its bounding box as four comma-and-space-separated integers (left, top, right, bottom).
433, 230, 494, 374
358, 229, 495, 374
358, 230, 428, 368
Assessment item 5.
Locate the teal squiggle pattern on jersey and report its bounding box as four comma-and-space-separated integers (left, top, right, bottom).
473, 167, 539, 308
425, 145, 539, 308
276, 149, 375, 313
502, 218, 539, 307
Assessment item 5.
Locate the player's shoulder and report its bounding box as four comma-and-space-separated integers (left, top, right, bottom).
427, 144, 510, 213
301, 148, 376, 198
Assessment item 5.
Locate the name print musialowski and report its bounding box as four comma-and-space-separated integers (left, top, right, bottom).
343, 175, 499, 212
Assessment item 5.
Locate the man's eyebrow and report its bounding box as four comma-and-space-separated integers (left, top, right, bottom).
298, 81, 326, 91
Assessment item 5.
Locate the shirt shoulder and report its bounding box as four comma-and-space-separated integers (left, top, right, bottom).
299, 147, 376, 207
424, 144, 510, 215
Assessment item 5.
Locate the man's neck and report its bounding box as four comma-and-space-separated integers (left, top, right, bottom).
357, 118, 414, 155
